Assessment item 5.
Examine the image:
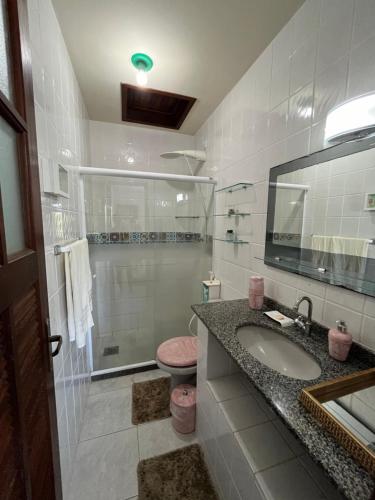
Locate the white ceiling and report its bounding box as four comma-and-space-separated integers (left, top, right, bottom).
52, 0, 303, 134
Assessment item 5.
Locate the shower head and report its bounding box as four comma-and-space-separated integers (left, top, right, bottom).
160, 150, 206, 161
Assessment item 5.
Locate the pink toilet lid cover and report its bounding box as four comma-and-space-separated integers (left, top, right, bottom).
157, 336, 198, 367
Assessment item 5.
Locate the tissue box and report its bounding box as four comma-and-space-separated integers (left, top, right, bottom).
202, 280, 221, 303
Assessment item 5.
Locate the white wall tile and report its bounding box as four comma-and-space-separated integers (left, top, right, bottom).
220, 395, 269, 432
269, 101, 288, 143
316, 0, 354, 75
286, 127, 311, 162
326, 285, 365, 312
236, 422, 295, 473
323, 301, 363, 341
229, 439, 265, 500
288, 83, 314, 136
299, 454, 345, 500
360, 315, 375, 351
194, 0, 375, 353
348, 33, 375, 99
87, 121, 195, 234
352, 0, 375, 48
28, 0, 91, 493
363, 296, 375, 318
272, 22, 293, 73
290, 33, 317, 95
292, 0, 321, 49
313, 56, 348, 124
257, 458, 327, 500
197, 321, 345, 499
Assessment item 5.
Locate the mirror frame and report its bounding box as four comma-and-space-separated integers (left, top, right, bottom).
300, 368, 375, 477
265, 135, 375, 296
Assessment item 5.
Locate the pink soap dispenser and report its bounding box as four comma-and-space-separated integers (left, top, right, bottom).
328, 320, 352, 361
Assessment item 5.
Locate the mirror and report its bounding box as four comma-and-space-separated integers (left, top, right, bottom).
328, 388, 375, 453
265, 135, 375, 296
300, 368, 375, 476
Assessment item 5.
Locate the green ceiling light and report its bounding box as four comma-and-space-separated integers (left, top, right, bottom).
131, 53, 153, 87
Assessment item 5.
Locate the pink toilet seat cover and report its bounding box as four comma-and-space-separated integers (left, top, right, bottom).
157, 336, 197, 367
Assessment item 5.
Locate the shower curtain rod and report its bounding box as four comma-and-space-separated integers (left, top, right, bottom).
76, 166, 217, 185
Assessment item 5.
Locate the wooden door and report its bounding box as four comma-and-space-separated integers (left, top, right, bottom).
0, 0, 62, 499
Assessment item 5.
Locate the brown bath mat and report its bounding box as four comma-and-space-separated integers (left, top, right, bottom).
132, 376, 171, 425
137, 444, 219, 500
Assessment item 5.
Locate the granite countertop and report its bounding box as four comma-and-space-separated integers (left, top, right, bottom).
192, 298, 375, 500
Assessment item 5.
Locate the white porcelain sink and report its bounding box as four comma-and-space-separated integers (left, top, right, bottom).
236, 325, 321, 380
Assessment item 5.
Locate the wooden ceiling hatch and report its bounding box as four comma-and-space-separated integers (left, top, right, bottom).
121, 84, 196, 129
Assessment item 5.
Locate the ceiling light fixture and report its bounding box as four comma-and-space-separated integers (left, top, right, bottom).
131, 53, 153, 87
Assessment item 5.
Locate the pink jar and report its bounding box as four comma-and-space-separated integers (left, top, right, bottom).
170, 384, 196, 434
249, 276, 264, 310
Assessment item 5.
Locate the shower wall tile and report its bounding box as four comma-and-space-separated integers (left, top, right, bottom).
89, 243, 211, 371
85, 122, 210, 268
88, 120, 194, 173
27, 0, 90, 496
87, 232, 201, 244
195, 0, 375, 353
84, 152, 210, 235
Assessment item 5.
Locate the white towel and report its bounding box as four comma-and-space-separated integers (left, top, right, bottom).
311, 235, 368, 274
65, 239, 94, 348
311, 235, 333, 254
331, 236, 368, 258
312, 235, 368, 257
332, 236, 368, 275
311, 235, 333, 267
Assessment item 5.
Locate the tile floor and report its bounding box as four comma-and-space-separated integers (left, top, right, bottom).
68, 369, 197, 500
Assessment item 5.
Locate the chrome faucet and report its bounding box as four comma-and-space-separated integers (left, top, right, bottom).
293, 296, 313, 336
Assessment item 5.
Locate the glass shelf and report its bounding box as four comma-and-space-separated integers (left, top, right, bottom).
174, 216, 201, 219
214, 238, 249, 244
216, 182, 253, 193
213, 212, 251, 217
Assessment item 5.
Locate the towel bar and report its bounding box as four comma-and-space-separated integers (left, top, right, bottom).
54, 238, 81, 255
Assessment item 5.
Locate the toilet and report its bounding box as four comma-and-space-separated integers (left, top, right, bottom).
156, 336, 197, 389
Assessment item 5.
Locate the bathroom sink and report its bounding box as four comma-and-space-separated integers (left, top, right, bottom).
236, 325, 321, 380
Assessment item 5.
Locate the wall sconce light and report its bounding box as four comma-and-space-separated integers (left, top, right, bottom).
325, 93, 375, 144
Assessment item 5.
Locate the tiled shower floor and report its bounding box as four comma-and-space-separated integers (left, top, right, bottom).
68, 369, 197, 500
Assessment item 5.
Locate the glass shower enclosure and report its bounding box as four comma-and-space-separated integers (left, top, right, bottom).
84, 174, 213, 373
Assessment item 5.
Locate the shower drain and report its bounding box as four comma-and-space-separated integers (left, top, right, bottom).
103, 346, 119, 356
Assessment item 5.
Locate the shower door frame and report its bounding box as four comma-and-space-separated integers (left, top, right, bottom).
76, 167, 216, 376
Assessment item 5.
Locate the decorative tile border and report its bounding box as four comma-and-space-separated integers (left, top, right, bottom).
86, 232, 202, 244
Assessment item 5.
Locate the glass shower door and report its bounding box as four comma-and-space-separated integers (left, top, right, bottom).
84, 175, 213, 372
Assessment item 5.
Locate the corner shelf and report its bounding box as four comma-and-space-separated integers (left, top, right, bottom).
215, 182, 253, 193
214, 238, 249, 245
213, 212, 251, 217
